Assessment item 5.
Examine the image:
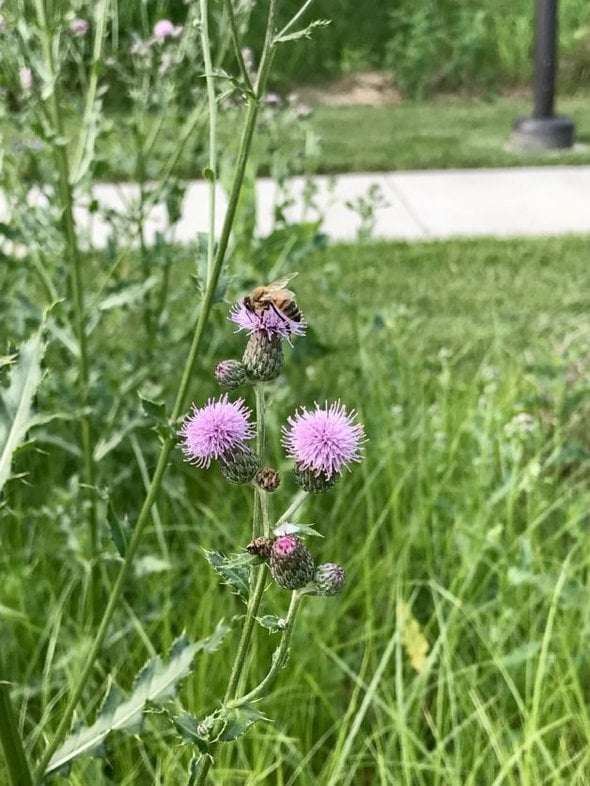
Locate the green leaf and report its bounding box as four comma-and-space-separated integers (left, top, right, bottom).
138, 391, 166, 422
45, 624, 230, 776
274, 19, 331, 44
273, 522, 324, 538
257, 615, 285, 633
203, 550, 256, 599
217, 705, 268, 742
107, 501, 131, 558
0, 329, 45, 494
172, 711, 212, 753
98, 277, 158, 312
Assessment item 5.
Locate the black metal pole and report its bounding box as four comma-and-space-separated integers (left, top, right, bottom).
511, 0, 574, 149
533, 0, 557, 118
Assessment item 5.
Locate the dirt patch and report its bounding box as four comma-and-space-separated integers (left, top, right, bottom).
293, 71, 401, 107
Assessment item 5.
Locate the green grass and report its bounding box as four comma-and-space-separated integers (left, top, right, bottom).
309, 95, 590, 172
3, 234, 590, 783
6, 93, 590, 185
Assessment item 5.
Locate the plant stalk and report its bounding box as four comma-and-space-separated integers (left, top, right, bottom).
199, 0, 217, 287
34, 2, 277, 776
229, 590, 301, 706
0, 682, 33, 786
33, 0, 100, 623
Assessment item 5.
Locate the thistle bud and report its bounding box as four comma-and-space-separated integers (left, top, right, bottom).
255, 466, 281, 492
269, 535, 315, 590
293, 466, 337, 494
220, 445, 259, 484
310, 563, 345, 596
215, 359, 248, 390
242, 332, 283, 382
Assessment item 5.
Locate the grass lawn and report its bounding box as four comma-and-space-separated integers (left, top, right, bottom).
7, 93, 590, 183
3, 234, 590, 783
310, 94, 590, 172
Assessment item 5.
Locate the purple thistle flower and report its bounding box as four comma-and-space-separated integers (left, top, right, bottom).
265, 92, 281, 108
282, 401, 366, 479
69, 18, 89, 36
153, 19, 174, 39
230, 300, 306, 341
19, 67, 33, 91
178, 394, 255, 468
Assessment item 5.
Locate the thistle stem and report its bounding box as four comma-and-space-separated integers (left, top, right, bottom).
33, 0, 99, 623
199, 0, 217, 288
0, 682, 33, 786
228, 590, 301, 707
34, 21, 275, 786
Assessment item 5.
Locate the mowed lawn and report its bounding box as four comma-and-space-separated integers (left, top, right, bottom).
6, 93, 590, 183
3, 235, 590, 784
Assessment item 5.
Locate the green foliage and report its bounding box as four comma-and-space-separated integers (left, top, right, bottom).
0, 329, 45, 495
98, 0, 590, 93
5, 235, 590, 782
203, 550, 259, 599
45, 626, 229, 777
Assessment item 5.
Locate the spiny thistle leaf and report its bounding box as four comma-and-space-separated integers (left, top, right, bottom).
0, 329, 45, 494
170, 710, 213, 754
396, 601, 430, 674
274, 19, 331, 44
203, 550, 257, 599
45, 623, 230, 776
217, 705, 269, 742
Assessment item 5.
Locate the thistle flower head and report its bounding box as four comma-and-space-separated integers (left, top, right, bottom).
230, 300, 306, 341
69, 18, 89, 36
153, 19, 175, 39
19, 67, 32, 91
282, 401, 366, 480
311, 563, 346, 596
215, 359, 247, 390
178, 394, 254, 468
269, 535, 315, 590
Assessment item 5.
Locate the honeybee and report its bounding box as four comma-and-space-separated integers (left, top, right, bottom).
246, 536, 275, 560
243, 273, 302, 323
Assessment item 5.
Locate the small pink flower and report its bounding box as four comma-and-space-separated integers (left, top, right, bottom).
69, 18, 89, 36
282, 401, 366, 479
230, 300, 306, 341
19, 67, 32, 91
178, 394, 255, 468
153, 19, 174, 39
265, 92, 281, 108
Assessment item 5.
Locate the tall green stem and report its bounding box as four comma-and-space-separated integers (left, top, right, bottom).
34, 2, 279, 778
199, 0, 217, 287
0, 682, 33, 786
70, 0, 110, 183
33, 0, 99, 622
229, 591, 301, 707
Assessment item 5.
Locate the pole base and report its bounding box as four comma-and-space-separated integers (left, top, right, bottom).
511, 115, 575, 150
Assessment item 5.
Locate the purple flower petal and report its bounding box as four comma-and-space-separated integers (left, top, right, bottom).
282, 401, 366, 479
178, 394, 255, 468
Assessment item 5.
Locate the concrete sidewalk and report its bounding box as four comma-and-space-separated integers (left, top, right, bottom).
7, 166, 590, 246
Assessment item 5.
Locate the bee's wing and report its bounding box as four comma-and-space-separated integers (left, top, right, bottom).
264, 272, 298, 297
266, 273, 298, 295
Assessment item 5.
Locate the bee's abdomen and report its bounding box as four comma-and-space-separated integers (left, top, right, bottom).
281, 300, 301, 322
